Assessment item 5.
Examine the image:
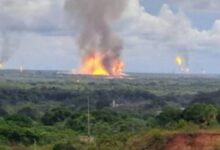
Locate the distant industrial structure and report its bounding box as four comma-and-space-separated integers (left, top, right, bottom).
112, 100, 120, 108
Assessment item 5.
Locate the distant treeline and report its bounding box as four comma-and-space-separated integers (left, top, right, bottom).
0, 83, 220, 111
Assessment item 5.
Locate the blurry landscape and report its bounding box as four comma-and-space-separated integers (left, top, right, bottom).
1, 0, 220, 149
0, 71, 220, 149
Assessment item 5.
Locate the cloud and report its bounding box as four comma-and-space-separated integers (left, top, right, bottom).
167, 0, 220, 12
0, 0, 220, 73
116, 0, 220, 73
1, 0, 219, 49
0, 0, 64, 33
121, 0, 220, 52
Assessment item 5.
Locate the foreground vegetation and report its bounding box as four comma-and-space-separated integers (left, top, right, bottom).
1, 104, 220, 149
0, 70, 220, 149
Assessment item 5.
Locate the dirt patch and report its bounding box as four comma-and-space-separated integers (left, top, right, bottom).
165, 132, 220, 150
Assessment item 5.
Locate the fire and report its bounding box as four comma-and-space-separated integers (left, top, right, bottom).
175, 56, 190, 73
176, 56, 183, 66
80, 52, 124, 76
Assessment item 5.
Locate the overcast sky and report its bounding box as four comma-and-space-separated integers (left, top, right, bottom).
0, 0, 220, 74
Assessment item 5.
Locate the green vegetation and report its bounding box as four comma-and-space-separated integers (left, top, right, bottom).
0, 103, 220, 149
0, 71, 220, 149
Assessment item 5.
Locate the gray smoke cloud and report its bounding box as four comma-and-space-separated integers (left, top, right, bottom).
64, 0, 127, 74
0, 30, 20, 65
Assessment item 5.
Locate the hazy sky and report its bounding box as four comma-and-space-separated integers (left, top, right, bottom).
0, 0, 220, 74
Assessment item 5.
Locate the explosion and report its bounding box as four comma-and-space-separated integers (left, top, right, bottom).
65, 0, 127, 76
80, 52, 124, 76
175, 56, 190, 73
176, 56, 183, 66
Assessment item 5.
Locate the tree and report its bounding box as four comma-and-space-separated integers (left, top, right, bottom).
92, 108, 122, 123
41, 107, 71, 125
146, 117, 159, 128
95, 99, 111, 109
217, 106, 220, 124
0, 127, 39, 145
157, 106, 182, 126
66, 113, 93, 133
17, 107, 39, 120
0, 108, 8, 117
5, 115, 33, 127
112, 118, 146, 133
183, 104, 218, 126
53, 143, 76, 150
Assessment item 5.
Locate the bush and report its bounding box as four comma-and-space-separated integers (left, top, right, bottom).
53, 143, 76, 150
165, 119, 189, 130
17, 107, 39, 120
0, 127, 39, 145
66, 113, 90, 133
96, 99, 111, 109
183, 104, 218, 126
41, 107, 71, 125
157, 106, 182, 126
0, 108, 8, 117
112, 118, 146, 133
92, 108, 122, 123
128, 129, 167, 150
5, 115, 33, 127
146, 117, 159, 128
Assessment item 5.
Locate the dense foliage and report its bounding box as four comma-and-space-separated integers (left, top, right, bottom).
0, 71, 220, 149
0, 103, 220, 149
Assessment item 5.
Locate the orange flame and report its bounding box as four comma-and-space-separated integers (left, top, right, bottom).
176, 56, 183, 66
175, 56, 190, 73
80, 52, 124, 76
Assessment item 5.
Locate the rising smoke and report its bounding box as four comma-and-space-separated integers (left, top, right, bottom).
64, 0, 127, 74
0, 30, 20, 65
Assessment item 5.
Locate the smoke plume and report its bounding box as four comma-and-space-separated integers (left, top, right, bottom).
0, 30, 20, 65
64, 0, 127, 74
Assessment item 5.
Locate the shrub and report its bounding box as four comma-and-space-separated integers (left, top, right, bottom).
65, 113, 90, 133
53, 143, 76, 150
183, 104, 218, 126
0, 127, 39, 145
17, 107, 39, 120
5, 115, 33, 127
0, 108, 8, 117
157, 106, 182, 126
41, 107, 71, 125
